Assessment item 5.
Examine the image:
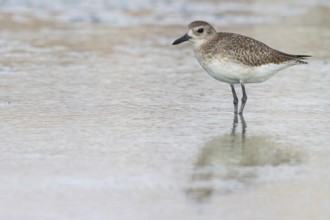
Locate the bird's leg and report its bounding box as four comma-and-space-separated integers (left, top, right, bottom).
230, 84, 238, 114
230, 114, 238, 135
239, 82, 247, 114
238, 113, 247, 135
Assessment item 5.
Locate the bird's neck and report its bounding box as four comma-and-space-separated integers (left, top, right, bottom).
191, 40, 206, 49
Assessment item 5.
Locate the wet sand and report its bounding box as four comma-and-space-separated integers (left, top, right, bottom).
0, 1, 330, 219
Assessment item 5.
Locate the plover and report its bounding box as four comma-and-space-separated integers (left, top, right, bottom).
172, 21, 310, 114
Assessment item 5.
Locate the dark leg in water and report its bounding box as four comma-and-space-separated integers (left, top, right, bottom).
239, 82, 247, 114
230, 84, 238, 114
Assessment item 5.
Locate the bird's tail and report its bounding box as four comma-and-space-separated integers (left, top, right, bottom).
295, 55, 311, 64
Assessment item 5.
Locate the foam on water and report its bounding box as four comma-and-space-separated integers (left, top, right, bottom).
1, 0, 327, 26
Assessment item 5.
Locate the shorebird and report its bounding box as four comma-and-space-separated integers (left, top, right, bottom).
172, 21, 310, 114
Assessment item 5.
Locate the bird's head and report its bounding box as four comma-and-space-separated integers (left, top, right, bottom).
172, 21, 217, 47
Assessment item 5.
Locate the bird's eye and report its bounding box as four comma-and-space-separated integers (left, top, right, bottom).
197, 28, 204, 33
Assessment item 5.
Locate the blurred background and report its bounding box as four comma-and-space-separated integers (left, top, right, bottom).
0, 0, 329, 220
0, 0, 329, 26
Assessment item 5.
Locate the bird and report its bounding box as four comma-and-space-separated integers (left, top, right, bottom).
172, 20, 310, 114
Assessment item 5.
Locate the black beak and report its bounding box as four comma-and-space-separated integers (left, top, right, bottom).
172, 33, 191, 45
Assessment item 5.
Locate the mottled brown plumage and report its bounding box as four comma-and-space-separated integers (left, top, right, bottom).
187, 21, 310, 66
202, 32, 309, 66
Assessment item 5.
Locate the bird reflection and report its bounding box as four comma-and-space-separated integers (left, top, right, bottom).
186, 114, 302, 203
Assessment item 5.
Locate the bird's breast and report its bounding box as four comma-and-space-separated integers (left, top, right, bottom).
194, 50, 243, 83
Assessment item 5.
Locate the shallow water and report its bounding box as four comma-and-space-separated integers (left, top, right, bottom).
0, 0, 330, 219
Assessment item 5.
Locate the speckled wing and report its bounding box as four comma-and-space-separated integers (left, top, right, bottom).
216, 33, 310, 66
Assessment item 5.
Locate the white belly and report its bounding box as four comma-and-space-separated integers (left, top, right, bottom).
197, 58, 291, 84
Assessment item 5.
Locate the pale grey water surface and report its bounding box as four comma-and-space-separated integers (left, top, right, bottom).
0, 0, 330, 219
